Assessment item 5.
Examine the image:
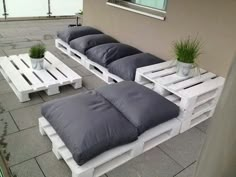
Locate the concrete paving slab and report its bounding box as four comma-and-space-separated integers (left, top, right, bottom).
3, 48, 31, 56
159, 128, 206, 168
83, 75, 107, 90
0, 92, 43, 113
72, 66, 94, 77
4, 127, 51, 166
0, 112, 18, 136
196, 120, 210, 133
10, 103, 43, 130
36, 152, 71, 177
39, 85, 87, 102
107, 147, 183, 177
0, 80, 13, 95
175, 163, 196, 177
10, 159, 44, 177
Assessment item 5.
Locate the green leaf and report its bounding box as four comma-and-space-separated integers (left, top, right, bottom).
29, 44, 46, 59
173, 36, 202, 64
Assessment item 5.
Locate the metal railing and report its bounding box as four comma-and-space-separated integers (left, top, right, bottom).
1, 0, 83, 20
2, 0, 8, 19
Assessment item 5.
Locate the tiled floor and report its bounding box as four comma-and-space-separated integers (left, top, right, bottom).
0, 19, 209, 177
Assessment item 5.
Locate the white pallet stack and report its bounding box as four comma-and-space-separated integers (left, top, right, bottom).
0, 52, 82, 102
55, 39, 124, 84
39, 117, 180, 177
135, 61, 225, 133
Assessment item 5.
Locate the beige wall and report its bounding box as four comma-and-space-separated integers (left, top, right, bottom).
83, 0, 236, 77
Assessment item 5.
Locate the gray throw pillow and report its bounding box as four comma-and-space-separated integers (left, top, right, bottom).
85, 43, 142, 67
108, 53, 164, 81
57, 26, 103, 43
70, 34, 119, 54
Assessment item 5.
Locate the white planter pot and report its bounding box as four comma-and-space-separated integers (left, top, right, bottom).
177, 61, 193, 77
31, 58, 44, 70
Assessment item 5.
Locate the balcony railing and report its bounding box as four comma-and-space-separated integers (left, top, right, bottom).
0, 0, 83, 20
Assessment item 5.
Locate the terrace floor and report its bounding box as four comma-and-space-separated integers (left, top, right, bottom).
0, 19, 209, 177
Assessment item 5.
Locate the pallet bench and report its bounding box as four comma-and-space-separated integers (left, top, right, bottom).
55, 39, 124, 84
0, 52, 82, 102
39, 116, 181, 177
135, 60, 225, 132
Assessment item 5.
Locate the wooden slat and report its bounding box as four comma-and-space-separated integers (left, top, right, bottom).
136, 60, 176, 75
56, 64, 81, 82
23, 71, 46, 90
44, 61, 70, 85
157, 69, 206, 86
165, 95, 180, 102
18, 54, 32, 67
45, 52, 65, 65
179, 77, 225, 98
45, 52, 81, 82
10, 55, 29, 70
144, 83, 154, 89
59, 147, 73, 160
169, 72, 216, 91
145, 67, 177, 80
0, 57, 32, 93
39, 117, 50, 127
44, 127, 56, 136
33, 69, 59, 87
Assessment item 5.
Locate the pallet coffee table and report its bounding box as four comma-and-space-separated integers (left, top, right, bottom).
135, 60, 225, 132
0, 52, 82, 102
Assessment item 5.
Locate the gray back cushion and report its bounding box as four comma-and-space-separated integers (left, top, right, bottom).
41, 91, 138, 165
57, 26, 103, 43
96, 81, 180, 135
85, 43, 142, 67
108, 53, 164, 81
70, 34, 119, 54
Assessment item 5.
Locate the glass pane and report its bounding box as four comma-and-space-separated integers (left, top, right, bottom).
0, 2, 3, 17
125, 0, 167, 10
5, 0, 48, 17
51, 0, 83, 16
0, 0, 83, 18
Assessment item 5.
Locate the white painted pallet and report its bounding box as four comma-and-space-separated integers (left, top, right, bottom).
55, 39, 124, 84
0, 52, 82, 102
39, 117, 181, 177
135, 61, 225, 133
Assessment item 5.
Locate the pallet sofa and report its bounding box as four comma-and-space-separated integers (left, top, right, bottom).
55, 26, 164, 84
39, 26, 225, 177
39, 81, 181, 177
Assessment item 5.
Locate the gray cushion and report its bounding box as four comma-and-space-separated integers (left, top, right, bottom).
108, 53, 164, 81
97, 81, 180, 135
41, 91, 138, 165
57, 26, 103, 43
85, 43, 142, 67
70, 34, 119, 54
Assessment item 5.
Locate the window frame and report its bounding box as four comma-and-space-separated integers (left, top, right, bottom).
107, 0, 167, 20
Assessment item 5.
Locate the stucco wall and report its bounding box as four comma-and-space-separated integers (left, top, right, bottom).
83, 0, 236, 77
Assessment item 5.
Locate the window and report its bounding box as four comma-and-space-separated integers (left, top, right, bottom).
123, 0, 167, 11
107, 0, 167, 20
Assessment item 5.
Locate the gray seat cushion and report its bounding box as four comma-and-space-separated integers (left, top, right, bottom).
57, 26, 103, 43
85, 43, 142, 67
70, 34, 119, 54
108, 53, 164, 81
97, 81, 180, 135
41, 91, 138, 165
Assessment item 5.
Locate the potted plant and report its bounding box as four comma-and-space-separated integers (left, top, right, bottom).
173, 37, 202, 77
29, 44, 46, 70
